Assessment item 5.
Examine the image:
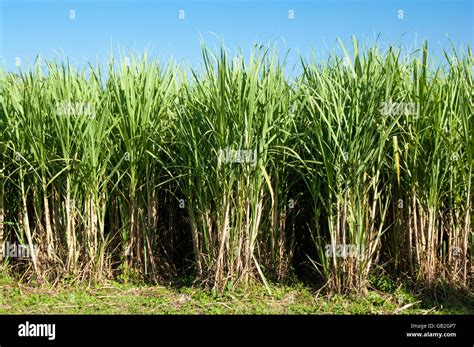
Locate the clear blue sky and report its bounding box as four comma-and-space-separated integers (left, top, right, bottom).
0, 0, 473, 72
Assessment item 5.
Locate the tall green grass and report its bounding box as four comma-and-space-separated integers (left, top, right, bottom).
0, 41, 472, 292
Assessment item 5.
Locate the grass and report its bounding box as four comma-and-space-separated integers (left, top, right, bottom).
1, 272, 472, 314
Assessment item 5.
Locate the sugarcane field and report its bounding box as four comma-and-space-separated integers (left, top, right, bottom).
0, 1, 472, 345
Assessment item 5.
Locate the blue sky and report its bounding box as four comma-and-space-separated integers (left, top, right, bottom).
0, 0, 473, 72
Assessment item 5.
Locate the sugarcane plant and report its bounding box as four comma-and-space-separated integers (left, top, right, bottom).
0, 41, 471, 293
